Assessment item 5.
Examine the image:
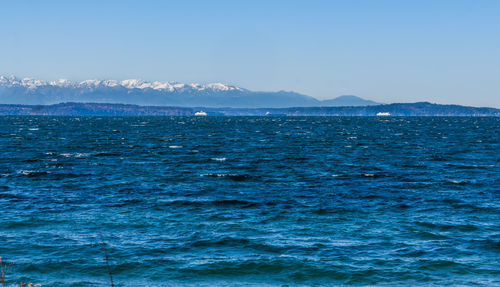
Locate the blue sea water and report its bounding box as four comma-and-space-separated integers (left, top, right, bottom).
0, 116, 499, 286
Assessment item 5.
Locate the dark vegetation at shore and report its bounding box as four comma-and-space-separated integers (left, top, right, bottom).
1, 257, 40, 287
0, 102, 499, 116
99, 233, 114, 287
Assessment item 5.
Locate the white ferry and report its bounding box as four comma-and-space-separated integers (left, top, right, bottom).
376, 112, 391, 116
194, 111, 208, 116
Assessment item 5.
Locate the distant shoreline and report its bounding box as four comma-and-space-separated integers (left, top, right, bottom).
0, 102, 499, 116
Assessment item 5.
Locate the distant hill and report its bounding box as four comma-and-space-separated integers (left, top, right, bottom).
0, 102, 193, 116
320, 95, 380, 106
206, 102, 500, 116
0, 75, 375, 108
0, 102, 499, 116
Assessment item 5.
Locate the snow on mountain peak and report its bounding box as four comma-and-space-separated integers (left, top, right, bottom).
0, 75, 17, 84
102, 80, 119, 87
50, 79, 71, 87
205, 83, 231, 91
21, 78, 47, 89
120, 79, 145, 89
79, 79, 102, 87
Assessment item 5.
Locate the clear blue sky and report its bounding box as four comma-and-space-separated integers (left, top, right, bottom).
1, 0, 499, 107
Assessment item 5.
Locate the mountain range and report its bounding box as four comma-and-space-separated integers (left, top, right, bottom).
0, 75, 379, 108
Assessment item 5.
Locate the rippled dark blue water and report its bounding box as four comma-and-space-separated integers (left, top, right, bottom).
0, 116, 499, 286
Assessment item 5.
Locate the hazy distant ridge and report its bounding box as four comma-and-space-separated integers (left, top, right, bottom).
207, 102, 500, 116
0, 75, 378, 108
1, 102, 498, 116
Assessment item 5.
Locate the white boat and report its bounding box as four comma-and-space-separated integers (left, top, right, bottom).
194, 111, 208, 116
376, 112, 391, 116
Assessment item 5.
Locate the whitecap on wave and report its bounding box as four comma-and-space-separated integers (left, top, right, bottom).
201, 173, 230, 177
17, 170, 51, 176
200, 173, 249, 181
60, 153, 89, 158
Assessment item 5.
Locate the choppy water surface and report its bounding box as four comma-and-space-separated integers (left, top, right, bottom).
0, 116, 499, 286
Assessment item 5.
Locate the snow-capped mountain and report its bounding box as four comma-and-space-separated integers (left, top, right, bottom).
0, 75, 242, 92
0, 75, 378, 108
